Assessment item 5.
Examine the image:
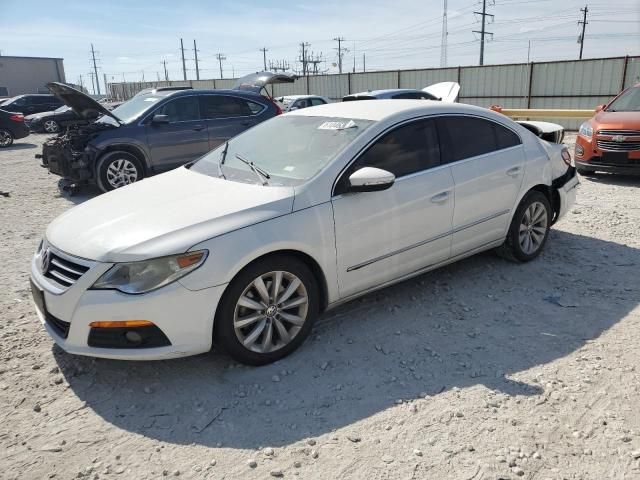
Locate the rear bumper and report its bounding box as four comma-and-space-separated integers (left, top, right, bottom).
10, 123, 30, 140
551, 166, 578, 223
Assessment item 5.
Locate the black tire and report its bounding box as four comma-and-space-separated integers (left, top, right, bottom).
0, 129, 14, 148
96, 151, 144, 193
497, 190, 552, 263
214, 255, 320, 366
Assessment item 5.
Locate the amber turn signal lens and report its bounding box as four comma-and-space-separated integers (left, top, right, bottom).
89, 320, 155, 329
176, 252, 205, 269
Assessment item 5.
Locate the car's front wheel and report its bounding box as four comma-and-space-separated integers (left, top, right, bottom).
214, 255, 319, 365
498, 190, 551, 262
96, 151, 144, 192
43, 119, 59, 133
0, 129, 14, 148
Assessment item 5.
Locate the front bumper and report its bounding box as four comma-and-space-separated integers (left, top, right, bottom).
30, 246, 226, 361
575, 134, 640, 174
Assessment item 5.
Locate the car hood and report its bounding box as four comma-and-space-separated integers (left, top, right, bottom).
233, 71, 297, 94
46, 82, 121, 123
46, 167, 295, 263
592, 110, 640, 130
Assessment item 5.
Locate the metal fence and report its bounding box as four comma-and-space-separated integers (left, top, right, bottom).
108, 55, 640, 129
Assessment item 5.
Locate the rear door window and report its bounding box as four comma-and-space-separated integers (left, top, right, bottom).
199, 95, 254, 118
310, 98, 327, 106
156, 96, 200, 122
437, 116, 521, 163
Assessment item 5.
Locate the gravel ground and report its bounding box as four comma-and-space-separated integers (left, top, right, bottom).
1, 133, 640, 480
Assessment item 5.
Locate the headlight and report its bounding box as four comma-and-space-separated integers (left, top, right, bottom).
92, 250, 208, 294
578, 122, 593, 138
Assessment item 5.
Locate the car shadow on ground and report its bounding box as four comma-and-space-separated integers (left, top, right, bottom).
579, 172, 640, 187
2, 143, 38, 151
53, 230, 639, 449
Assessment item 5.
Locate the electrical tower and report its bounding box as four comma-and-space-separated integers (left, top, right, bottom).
308, 52, 325, 75
193, 40, 200, 80
578, 5, 589, 59
299, 42, 311, 76
333, 37, 347, 73
473, 0, 494, 66
260, 47, 269, 71
440, 0, 448, 67
90, 44, 101, 95
216, 53, 226, 78
180, 38, 187, 80
269, 60, 290, 73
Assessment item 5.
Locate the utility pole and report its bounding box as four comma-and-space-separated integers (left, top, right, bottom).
122, 73, 126, 83
141, 71, 145, 82
578, 5, 588, 60
180, 38, 187, 80
299, 42, 310, 76
163, 60, 169, 81
78, 74, 84, 91
193, 39, 200, 80
527, 40, 531, 63
260, 47, 268, 71
90, 43, 101, 94
333, 37, 346, 73
353, 41, 356, 73
157, 71, 161, 81
363, 53, 366, 72
89, 72, 95, 95
440, 0, 448, 67
103, 73, 108, 97
473, 0, 494, 66
216, 53, 226, 78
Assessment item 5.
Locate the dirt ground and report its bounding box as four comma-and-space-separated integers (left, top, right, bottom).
1, 133, 640, 480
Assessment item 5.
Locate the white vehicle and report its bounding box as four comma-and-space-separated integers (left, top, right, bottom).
275, 95, 331, 112
30, 100, 578, 365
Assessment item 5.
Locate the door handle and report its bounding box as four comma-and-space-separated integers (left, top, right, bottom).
506, 166, 522, 177
193, 125, 206, 131
430, 191, 450, 204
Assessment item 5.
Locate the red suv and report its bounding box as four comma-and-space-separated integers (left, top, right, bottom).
575, 83, 640, 175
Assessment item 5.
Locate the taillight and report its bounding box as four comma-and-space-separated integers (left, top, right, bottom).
9, 114, 24, 122
270, 99, 283, 115
561, 148, 572, 167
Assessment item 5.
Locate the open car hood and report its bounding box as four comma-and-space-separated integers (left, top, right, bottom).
233, 72, 297, 94
46, 82, 122, 123
422, 82, 460, 103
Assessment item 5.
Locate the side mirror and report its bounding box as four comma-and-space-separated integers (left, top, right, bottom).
152, 114, 169, 124
348, 167, 395, 192
595, 104, 605, 113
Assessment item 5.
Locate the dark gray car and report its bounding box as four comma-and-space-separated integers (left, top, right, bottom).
40, 73, 294, 193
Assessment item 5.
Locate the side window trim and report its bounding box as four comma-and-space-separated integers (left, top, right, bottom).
332, 115, 443, 197
199, 94, 266, 120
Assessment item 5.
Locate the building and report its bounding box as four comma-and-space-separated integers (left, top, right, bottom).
0, 55, 66, 97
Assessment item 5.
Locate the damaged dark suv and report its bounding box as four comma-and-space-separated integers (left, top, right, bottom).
40, 73, 295, 193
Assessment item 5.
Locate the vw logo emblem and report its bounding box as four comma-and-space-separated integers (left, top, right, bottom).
41, 249, 51, 274
612, 135, 626, 143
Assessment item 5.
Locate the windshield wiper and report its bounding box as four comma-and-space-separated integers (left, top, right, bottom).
235, 153, 270, 186
217, 141, 229, 179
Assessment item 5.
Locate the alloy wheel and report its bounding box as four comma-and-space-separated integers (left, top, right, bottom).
519, 201, 548, 255
106, 159, 139, 188
43, 120, 59, 133
233, 271, 309, 353
0, 130, 12, 147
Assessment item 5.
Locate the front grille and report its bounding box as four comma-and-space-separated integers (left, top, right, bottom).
45, 312, 70, 339
596, 140, 640, 152
598, 129, 640, 136
43, 252, 90, 288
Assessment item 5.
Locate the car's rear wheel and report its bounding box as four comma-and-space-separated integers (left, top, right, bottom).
96, 151, 144, 192
498, 190, 551, 262
43, 120, 59, 133
214, 255, 319, 365
0, 129, 13, 148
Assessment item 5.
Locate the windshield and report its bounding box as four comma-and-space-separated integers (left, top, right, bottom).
102, 95, 163, 123
606, 86, 640, 112
191, 115, 375, 185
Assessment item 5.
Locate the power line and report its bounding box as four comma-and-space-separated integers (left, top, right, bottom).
180, 38, 187, 80
578, 5, 589, 59
193, 39, 200, 80
90, 44, 101, 95
473, 0, 494, 66
215, 53, 226, 78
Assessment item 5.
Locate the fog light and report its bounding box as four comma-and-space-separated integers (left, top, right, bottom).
125, 330, 143, 344
575, 144, 584, 157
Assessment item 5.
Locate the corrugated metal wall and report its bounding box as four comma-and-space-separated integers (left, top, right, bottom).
108, 55, 639, 129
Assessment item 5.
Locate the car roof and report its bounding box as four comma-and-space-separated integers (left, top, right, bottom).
345, 89, 421, 98
287, 99, 497, 122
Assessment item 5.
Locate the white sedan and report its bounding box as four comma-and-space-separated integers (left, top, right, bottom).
30, 100, 578, 365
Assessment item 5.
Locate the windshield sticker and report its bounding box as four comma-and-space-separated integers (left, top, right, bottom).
318, 120, 357, 130
144, 98, 159, 102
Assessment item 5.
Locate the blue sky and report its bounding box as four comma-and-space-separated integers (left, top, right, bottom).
1, 0, 638, 91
